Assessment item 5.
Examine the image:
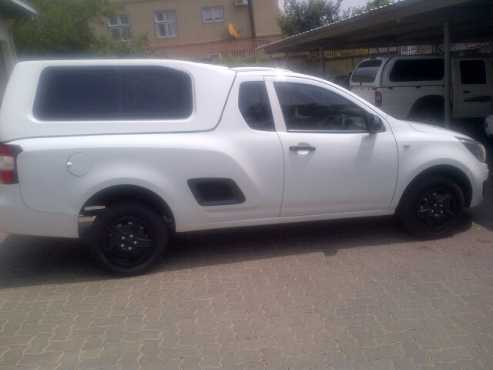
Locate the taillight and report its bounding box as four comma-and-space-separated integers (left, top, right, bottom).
374, 90, 383, 107
0, 144, 21, 184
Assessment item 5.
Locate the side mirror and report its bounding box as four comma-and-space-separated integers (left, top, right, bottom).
366, 114, 384, 134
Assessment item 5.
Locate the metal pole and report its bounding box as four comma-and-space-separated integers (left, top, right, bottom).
248, 0, 256, 39
319, 48, 325, 76
444, 22, 451, 128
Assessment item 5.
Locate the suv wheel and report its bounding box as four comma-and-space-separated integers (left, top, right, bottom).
398, 176, 465, 238
90, 202, 168, 275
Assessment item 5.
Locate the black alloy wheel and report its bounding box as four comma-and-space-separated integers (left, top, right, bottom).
90, 203, 168, 275
415, 186, 461, 233
398, 175, 465, 238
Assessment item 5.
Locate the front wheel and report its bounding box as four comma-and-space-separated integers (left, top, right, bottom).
90, 202, 168, 275
398, 176, 465, 238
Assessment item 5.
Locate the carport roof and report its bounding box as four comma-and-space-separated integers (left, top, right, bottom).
0, 0, 37, 18
260, 0, 493, 53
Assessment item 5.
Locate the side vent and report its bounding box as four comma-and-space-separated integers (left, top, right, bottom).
188, 178, 245, 206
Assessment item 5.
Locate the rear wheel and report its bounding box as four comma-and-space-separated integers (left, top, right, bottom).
398, 176, 465, 238
90, 202, 168, 275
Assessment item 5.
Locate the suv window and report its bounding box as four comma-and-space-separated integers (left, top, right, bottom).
351, 59, 382, 83
239, 81, 275, 131
274, 82, 369, 132
460, 60, 486, 84
390, 59, 444, 82
34, 66, 193, 121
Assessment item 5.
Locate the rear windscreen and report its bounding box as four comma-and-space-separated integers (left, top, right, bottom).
351, 60, 382, 83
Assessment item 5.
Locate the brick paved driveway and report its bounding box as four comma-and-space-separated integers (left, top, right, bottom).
1, 184, 492, 370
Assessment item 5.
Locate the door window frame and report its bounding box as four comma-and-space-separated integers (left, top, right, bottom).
265, 76, 388, 134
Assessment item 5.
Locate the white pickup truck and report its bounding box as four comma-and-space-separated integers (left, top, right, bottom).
0, 60, 488, 274
350, 56, 493, 122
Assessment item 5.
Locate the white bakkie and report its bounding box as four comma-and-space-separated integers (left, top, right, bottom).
0, 60, 489, 274
350, 56, 493, 122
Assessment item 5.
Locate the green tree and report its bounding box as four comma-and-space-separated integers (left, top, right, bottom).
13, 0, 150, 57
279, 0, 342, 36
347, 0, 394, 17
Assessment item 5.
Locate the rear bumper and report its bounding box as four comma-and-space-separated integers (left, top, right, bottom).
0, 185, 78, 238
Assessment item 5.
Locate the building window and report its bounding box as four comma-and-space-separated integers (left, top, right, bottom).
201, 6, 224, 23
108, 15, 131, 41
155, 10, 177, 38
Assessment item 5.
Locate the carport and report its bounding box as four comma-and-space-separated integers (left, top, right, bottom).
260, 0, 493, 126
0, 0, 37, 17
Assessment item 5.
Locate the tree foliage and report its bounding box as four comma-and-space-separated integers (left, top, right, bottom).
346, 0, 395, 18
279, 0, 343, 36
13, 0, 149, 57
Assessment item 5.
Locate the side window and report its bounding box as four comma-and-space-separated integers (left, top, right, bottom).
239, 81, 275, 131
460, 60, 486, 85
34, 66, 193, 121
274, 82, 369, 132
122, 67, 192, 119
390, 59, 444, 82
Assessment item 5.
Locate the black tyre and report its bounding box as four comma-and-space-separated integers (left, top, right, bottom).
398, 176, 465, 238
90, 202, 168, 275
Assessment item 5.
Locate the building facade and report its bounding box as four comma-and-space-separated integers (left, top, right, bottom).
101, 0, 281, 60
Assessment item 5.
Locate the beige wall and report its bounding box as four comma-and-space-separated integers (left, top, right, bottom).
103, 0, 280, 59
252, 0, 280, 37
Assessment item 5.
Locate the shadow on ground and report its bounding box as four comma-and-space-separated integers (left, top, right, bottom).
0, 212, 476, 289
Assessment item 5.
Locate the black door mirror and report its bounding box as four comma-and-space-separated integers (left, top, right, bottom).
366, 114, 384, 134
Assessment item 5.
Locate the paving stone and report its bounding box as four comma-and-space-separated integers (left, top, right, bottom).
1, 203, 493, 370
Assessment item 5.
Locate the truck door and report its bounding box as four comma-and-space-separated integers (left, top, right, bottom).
453, 59, 493, 119
266, 76, 398, 217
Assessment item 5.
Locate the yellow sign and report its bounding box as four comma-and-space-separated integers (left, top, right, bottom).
228, 23, 241, 39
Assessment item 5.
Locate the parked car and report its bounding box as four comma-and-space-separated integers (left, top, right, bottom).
350, 56, 493, 123
0, 60, 489, 274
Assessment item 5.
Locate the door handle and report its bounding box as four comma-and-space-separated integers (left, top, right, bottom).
289, 144, 316, 153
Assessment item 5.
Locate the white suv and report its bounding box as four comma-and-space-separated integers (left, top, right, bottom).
350, 56, 493, 122
0, 60, 489, 274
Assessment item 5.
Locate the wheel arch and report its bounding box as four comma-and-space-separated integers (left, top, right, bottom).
79, 184, 175, 232
408, 95, 445, 118
398, 165, 473, 209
